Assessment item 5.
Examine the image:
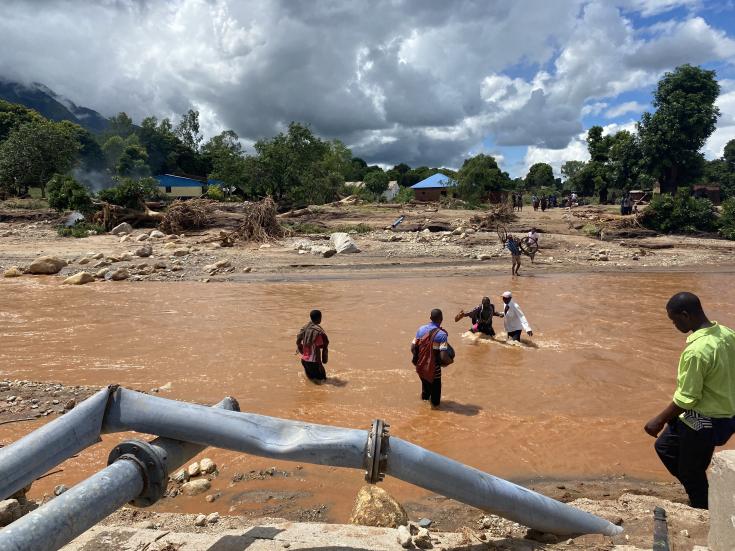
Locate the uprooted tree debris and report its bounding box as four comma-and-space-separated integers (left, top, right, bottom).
157, 198, 289, 245
566, 206, 656, 239
469, 204, 517, 230
224, 196, 290, 244
91, 202, 165, 231
158, 199, 214, 235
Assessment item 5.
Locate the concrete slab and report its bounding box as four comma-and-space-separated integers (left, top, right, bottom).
62, 521, 470, 551
708, 450, 735, 551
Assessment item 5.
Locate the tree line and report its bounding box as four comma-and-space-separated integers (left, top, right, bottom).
1, 63, 734, 210
558, 64, 735, 202
0, 99, 464, 207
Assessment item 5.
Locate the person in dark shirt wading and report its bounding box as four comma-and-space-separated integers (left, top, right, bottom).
411, 309, 454, 408
296, 310, 329, 382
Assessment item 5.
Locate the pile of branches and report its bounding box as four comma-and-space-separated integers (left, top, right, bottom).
159, 199, 214, 235
469, 204, 516, 230
230, 197, 289, 243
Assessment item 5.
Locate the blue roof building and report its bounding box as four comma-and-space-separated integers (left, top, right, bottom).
410, 173, 456, 201
154, 174, 212, 198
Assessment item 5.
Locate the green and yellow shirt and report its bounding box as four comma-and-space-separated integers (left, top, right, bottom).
673, 323, 735, 426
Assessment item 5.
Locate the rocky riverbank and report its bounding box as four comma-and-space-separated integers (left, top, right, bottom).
2, 203, 735, 285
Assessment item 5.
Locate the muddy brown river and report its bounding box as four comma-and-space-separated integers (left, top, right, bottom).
1, 272, 734, 521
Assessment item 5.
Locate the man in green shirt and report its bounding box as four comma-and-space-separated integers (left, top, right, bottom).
644, 292, 735, 509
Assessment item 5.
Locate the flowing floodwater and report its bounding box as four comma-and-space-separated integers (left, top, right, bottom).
1, 272, 734, 520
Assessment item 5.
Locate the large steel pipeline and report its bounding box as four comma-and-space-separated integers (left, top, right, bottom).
0, 386, 622, 550
103, 389, 621, 537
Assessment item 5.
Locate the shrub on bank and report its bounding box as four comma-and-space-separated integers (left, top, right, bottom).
97, 177, 160, 209
46, 175, 93, 214
641, 189, 717, 234
57, 221, 105, 238
719, 198, 735, 240
393, 186, 414, 204
206, 185, 225, 201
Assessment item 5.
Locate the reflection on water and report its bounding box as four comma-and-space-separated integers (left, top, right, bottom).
1, 272, 734, 519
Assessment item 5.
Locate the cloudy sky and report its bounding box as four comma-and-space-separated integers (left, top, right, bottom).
2, 0, 735, 177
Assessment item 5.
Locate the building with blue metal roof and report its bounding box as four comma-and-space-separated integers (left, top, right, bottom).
154, 174, 212, 198
410, 173, 456, 201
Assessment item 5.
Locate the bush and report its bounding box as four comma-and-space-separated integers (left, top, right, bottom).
57, 221, 105, 238
582, 223, 600, 237
98, 177, 160, 209
206, 185, 225, 201
641, 189, 716, 234
393, 186, 414, 203
719, 198, 735, 240
47, 175, 94, 213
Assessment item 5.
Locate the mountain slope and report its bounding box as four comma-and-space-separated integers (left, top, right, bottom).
0, 79, 109, 133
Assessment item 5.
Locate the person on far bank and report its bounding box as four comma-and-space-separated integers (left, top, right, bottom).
501, 291, 533, 342
644, 292, 735, 509
527, 228, 539, 263
296, 309, 329, 382
411, 309, 454, 407
505, 235, 522, 276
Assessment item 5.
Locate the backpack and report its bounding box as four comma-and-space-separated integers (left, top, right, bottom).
412, 328, 442, 382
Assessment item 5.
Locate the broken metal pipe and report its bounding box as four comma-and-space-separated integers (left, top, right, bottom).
0, 387, 622, 551
0, 396, 239, 551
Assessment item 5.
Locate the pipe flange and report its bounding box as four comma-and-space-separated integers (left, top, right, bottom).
108, 439, 167, 507
365, 419, 390, 483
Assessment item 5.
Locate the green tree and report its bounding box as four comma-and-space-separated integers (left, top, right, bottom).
566, 161, 607, 197
102, 136, 126, 171
723, 139, 735, 170
139, 116, 181, 175
0, 120, 79, 196
57, 121, 106, 172
638, 64, 720, 193
117, 144, 150, 178
561, 160, 586, 182
108, 112, 135, 138
322, 140, 353, 181
345, 157, 368, 181
203, 130, 247, 198
608, 130, 642, 191
245, 122, 340, 206
46, 174, 94, 213
525, 162, 555, 190
175, 109, 203, 152
586, 126, 613, 163
456, 154, 509, 202
364, 170, 390, 195
0, 99, 43, 142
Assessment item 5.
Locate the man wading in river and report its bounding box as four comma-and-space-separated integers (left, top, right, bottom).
455, 296, 502, 336
296, 310, 329, 382
411, 309, 454, 407
644, 292, 735, 509
501, 291, 533, 342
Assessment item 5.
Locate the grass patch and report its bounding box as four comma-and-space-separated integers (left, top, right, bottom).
2, 198, 49, 210
332, 223, 372, 234
287, 222, 326, 234
581, 223, 600, 237
57, 222, 105, 238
